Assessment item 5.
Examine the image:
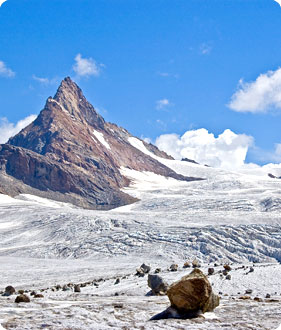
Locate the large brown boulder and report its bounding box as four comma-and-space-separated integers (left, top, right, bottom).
150, 269, 219, 320
167, 268, 219, 314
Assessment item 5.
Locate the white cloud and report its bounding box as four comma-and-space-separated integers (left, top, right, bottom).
0, 0, 7, 8
73, 54, 101, 77
229, 67, 281, 113
156, 99, 170, 110
274, 0, 281, 8
0, 115, 37, 144
200, 43, 212, 55
32, 75, 58, 85
0, 60, 15, 78
155, 128, 253, 170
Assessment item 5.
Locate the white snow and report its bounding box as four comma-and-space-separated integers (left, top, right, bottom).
93, 130, 111, 150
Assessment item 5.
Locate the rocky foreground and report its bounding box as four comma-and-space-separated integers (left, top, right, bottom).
0, 259, 280, 330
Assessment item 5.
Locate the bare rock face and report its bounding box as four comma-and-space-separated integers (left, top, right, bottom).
167, 268, 220, 314
0, 77, 202, 209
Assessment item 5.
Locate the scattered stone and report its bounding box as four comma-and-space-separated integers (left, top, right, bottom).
147, 274, 169, 295
114, 292, 119, 296
15, 294, 30, 303
249, 267, 254, 273
140, 263, 151, 273
34, 294, 44, 298
169, 264, 178, 272
239, 296, 251, 300
266, 293, 271, 298
62, 285, 70, 291
208, 268, 215, 275
135, 268, 145, 277
222, 269, 228, 276
254, 297, 263, 302
136, 263, 151, 277
223, 264, 232, 271
3, 286, 16, 296
245, 289, 253, 294
183, 262, 191, 268
192, 259, 201, 268
225, 274, 231, 280
74, 285, 81, 293
114, 304, 123, 309
154, 268, 161, 274
18, 290, 24, 295
30, 291, 36, 296
55, 285, 61, 291
114, 278, 120, 285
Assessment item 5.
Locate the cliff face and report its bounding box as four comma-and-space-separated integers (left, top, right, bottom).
0, 77, 201, 209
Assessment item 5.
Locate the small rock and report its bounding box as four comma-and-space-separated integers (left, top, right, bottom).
225, 274, 231, 280
170, 264, 178, 272
114, 278, 120, 285
245, 289, 253, 294
183, 262, 191, 268
223, 264, 231, 271
15, 294, 30, 303
154, 268, 161, 274
239, 295, 251, 300
265, 293, 271, 298
222, 269, 228, 276
254, 297, 263, 302
208, 268, 215, 275
249, 267, 254, 273
140, 263, 151, 274
74, 285, 81, 293
30, 291, 36, 296
135, 268, 145, 277
192, 259, 201, 268
3, 286, 16, 296
34, 294, 44, 298
148, 274, 169, 295
56, 285, 61, 291
18, 290, 24, 295
62, 285, 70, 291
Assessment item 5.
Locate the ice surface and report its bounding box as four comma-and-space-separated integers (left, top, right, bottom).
0, 150, 281, 329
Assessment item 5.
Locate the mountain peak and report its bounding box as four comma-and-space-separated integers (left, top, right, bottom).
52, 77, 105, 129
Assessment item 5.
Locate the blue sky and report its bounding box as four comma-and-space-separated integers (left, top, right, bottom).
1, 0, 281, 168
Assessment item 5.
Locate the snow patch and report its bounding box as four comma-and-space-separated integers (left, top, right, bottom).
93, 130, 111, 150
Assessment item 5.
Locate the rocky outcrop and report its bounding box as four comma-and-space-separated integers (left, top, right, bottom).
0, 77, 202, 209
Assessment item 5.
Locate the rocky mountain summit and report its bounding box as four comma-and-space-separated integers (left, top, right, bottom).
0, 77, 201, 209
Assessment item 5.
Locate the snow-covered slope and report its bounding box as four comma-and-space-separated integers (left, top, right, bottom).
0, 157, 280, 263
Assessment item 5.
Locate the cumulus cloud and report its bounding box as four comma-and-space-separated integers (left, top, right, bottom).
0, 0, 7, 8
229, 67, 281, 113
73, 54, 101, 77
0, 60, 15, 78
155, 128, 253, 169
156, 99, 170, 110
274, 0, 281, 7
0, 115, 37, 144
